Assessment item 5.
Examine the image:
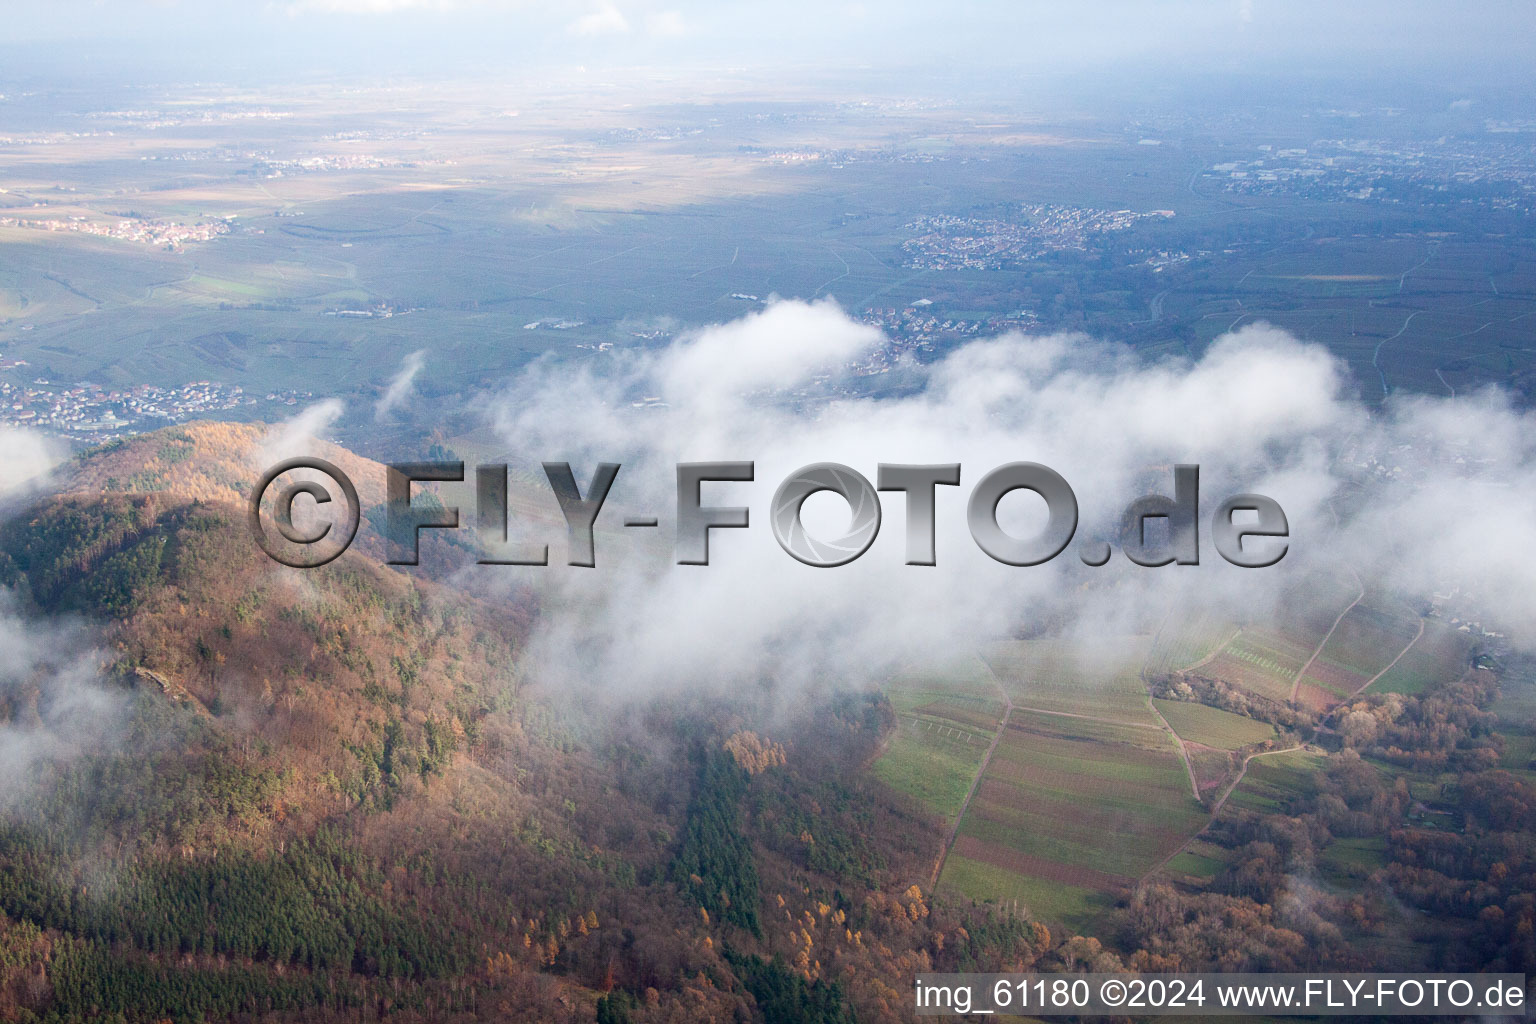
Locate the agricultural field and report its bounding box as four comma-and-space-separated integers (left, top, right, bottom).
1199, 627, 1315, 703
1319, 836, 1388, 885
1176, 236, 1536, 402
1182, 744, 1237, 799
884, 653, 1007, 727
1222, 748, 1326, 815
939, 708, 1207, 933
1145, 610, 1235, 677
1497, 731, 1536, 785
1276, 570, 1368, 642
1368, 619, 1473, 696
1191, 573, 1399, 710
874, 656, 1006, 826
1298, 597, 1423, 699
1152, 699, 1280, 751
1492, 657, 1536, 729
1162, 838, 1232, 882
981, 636, 1156, 726
939, 854, 1114, 935
872, 724, 993, 829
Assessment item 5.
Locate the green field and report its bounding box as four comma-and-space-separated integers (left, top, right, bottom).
1301, 599, 1422, 697
940, 709, 1207, 932
1194, 574, 1372, 706
1201, 628, 1312, 703
1146, 610, 1234, 676
1194, 578, 1418, 711
1497, 732, 1536, 784
1501, 732, 1536, 768
1369, 620, 1472, 696
1153, 699, 1278, 751
885, 655, 1007, 726
873, 730, 989, 826
981, 637, 1156, 726
1319, 836, 1388, 883
925, 638, 1226, 932
1492, 663, 1536, 728
874, 655, 1005, 824
1164, 847, 1226, 880
937, 854, 1113, 938
1224, 749, 1326, 814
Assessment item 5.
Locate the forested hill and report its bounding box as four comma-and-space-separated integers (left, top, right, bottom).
4, 423, 1531, 1023
0, 424, 1048, 1023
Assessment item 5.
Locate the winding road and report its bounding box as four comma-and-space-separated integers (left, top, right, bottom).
1289, 568, 1364, 703
1140, 744, 1308, 883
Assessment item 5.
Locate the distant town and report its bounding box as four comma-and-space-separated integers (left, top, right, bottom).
902, 204, 1175, 270
1199, 137, 1536, 212
857, 301, 1038, 350
0, 366, 312, 443
0, 214, 230, 251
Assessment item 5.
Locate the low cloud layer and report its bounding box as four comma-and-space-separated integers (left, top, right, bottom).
0, 594, 122, 811
258, 397, 346, 466
0, 427, 66, 505
482, 300, 1535, 702
376, 349, 428, 422
0, 433, 122, 805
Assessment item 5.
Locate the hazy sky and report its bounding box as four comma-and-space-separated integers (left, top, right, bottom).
4, 1, 1534, 87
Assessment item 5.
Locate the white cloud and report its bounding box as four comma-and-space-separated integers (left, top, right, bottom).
479, 301, 1536, 708
375, 348, 427, 421
644, 9, 686, 37
569, 2, 628, 35
0, 427, 66, 502
0, 592, 122, 812
258, 398, 345, 467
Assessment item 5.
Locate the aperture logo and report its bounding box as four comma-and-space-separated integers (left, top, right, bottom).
249, 458, 1289, 570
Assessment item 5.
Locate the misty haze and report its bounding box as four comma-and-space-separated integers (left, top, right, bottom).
0, 2, 1533, 1022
